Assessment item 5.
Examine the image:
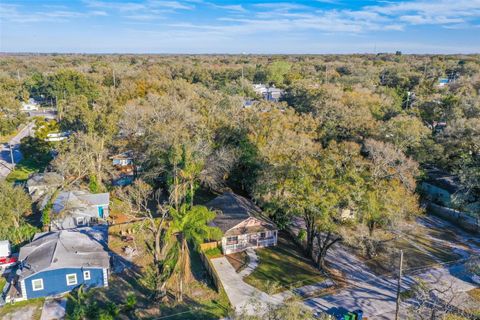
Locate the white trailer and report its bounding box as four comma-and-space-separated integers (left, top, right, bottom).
0, 241, 11, 258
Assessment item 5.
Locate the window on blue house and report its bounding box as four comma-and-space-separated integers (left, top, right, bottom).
83, 270, 91, 280
66, 273, 78, 286
32, 279, 44, 291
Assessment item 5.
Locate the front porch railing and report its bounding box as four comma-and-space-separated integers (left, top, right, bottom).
257, 237, 276, 247
224, 236, 276, 253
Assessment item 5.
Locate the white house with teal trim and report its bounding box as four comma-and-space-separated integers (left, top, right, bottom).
51, 190, 110, 230
16, 226, 109, 300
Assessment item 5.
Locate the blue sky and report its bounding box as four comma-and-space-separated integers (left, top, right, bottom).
1, 0, 479, 53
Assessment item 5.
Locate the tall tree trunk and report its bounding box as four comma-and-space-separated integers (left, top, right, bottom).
303, 212, 315, 258
368, 220, 376, 237
315, 231, 342, 271
96, 138, 104, 188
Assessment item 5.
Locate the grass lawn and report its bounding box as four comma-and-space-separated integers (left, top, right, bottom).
468, 288, 480, 302
6, 157, 50, 183
465, 288, 480, 317
0, 125, 25, 144
204, 247, 223, 259
359, 220, 464, 276
0, 298, 45, 320
0, 277, 6, 291
244, 232, 325, 294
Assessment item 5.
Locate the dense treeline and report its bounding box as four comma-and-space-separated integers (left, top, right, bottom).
0, 53, 479, 296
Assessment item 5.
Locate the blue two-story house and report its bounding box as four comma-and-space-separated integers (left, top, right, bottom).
17, 226, 110, 300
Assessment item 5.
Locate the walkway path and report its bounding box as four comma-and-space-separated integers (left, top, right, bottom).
238, 248, 258, 277
214, 249, 336, 312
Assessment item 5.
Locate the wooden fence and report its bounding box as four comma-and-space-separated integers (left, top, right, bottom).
199, 250, 223, 292
199, 241, 220, 252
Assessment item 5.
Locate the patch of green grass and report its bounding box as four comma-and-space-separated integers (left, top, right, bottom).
158, 284, 231, 320
364, 238, 440, 275
468, 288, 480, 302
0, 297, 44, 320
204, 247, 222, 259
0, 126, 24, 144
6, 156, 50, 183
0, 277, 6, 292
244, 233, 325, 294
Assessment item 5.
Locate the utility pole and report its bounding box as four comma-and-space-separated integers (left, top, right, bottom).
113, 69, 116, 88
9, 144, 14, 165
395, 249, 404, 320
17, 70, 20, 80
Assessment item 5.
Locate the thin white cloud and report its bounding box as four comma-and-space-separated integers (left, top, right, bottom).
212, 4, 246, 12
0, 3, 106, 23
147, 0, 194, 10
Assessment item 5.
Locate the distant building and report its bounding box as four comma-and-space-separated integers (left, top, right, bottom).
207, 192, 278, 254
21, 99, 39, 111
421, 167, 462, 207
26, 172, 64, 202
111, 151, 134, 167
15, 226, 109, 300
252, 84, 284, 102
437, 78, 450, 87
45, 131, 70, 142
110, 151, 136, 186
242, 100, 255, 108
51, 190, 110, 230
252, 84, 267, 96
420, 167, 479, 214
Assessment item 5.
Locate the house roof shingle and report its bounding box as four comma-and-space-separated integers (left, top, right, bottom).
18, 225, 109, 280
206, 192, 273, 233
53, 191, 109, 217
26, 172, 64, 188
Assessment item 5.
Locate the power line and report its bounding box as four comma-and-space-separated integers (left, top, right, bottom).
395, 249, 404, 320
134, 253, 472, 320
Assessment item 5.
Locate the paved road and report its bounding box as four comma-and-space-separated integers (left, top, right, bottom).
290, 216, 480, 319
0, 122, 35, 179
213, 216, 478, 319
304, 251, 477, 319
28, 110, 57, 120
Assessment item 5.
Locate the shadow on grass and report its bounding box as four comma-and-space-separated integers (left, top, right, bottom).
244, 232, 326, 293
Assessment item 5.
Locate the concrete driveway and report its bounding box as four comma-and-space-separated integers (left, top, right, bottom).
210, 256, 282, 314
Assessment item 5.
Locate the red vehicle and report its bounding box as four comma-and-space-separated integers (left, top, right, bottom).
0, 240, 17, 268
0, 256, 17, 267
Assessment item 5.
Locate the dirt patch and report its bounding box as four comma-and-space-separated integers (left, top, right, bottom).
226, 251, 250, 273
0, 298, 44, 320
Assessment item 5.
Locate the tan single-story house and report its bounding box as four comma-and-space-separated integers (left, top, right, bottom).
207, 192, 278, 254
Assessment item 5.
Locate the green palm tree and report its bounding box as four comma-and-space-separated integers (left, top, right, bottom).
163, 204, 222, 302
